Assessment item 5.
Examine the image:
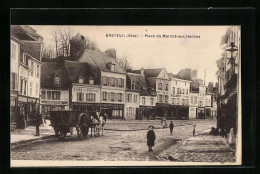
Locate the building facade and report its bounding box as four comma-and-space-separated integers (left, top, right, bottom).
40, 62, 70, 118
11, 25, 43, 128
189, 91, 199, 118
169, 73, 191, 119
78, 49, 126, 119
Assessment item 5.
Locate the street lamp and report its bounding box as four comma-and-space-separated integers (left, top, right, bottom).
226, 42, 238, 68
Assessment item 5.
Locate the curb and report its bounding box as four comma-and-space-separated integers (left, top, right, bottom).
11, 135, 55, 149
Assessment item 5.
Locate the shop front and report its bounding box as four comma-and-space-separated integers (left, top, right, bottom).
156, 103, 171, 118
139, 106, 156, 120
170, 105, 189, 120
10, 92, 18, 129
197, 107, 205, 119
101, 103, 124, 119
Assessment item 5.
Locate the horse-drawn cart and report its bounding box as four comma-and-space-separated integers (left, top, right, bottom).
50, 111, 90, 140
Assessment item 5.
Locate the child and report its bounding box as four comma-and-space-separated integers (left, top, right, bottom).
147, 125, 156, 152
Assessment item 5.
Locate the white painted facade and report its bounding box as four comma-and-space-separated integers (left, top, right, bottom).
11, 39, 20, 91
169, 78, 191, 106
156, 69, 170, 104
125, 91, 139, 120
139, 95, 157, 107
189, 92, 199, 118
72, 84, 101, 103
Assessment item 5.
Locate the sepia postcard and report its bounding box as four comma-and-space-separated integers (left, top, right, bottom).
10, 25, 242, 167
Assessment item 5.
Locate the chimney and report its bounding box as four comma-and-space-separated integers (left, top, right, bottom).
141, 67, 144, 75
105, 48, 116, 59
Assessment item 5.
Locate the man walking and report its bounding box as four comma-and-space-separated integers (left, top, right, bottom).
169, 121, 174, 135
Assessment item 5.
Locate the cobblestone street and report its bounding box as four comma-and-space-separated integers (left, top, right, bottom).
10, 119, 235, 163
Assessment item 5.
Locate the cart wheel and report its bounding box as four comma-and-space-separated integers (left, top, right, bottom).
76, 127, 83, 140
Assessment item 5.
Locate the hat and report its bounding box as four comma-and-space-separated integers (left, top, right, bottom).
148, 125, 154, 129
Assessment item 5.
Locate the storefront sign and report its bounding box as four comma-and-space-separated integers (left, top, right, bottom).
73, 87, 100, 93
171, 94, 181, 97
19, 67, 28, 77
101, 103, 123, 109
72, 102, 100, 106
41, 100, 69, 105
18, 95, 28, 102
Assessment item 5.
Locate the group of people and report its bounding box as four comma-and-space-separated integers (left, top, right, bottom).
146, 120, 175, 152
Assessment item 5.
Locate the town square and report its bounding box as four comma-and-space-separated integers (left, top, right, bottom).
10, 25, 240, 165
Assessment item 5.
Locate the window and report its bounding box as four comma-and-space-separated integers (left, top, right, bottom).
159, 94, 163, 103
172, 98, 176, 105
118, 93, 122, 102
111, 77, 115, 86
134, 95, 137, 103
31, 62, 34, 76
110, 92, 115, 101
19, 79, 27, 95
115, 78, 119, 87
199, 101, 203, 107
41, 91, 46, 99
158, 83, 162, 90
103, 92, 107, 101
89, 78, 94, 85
24, 81, 27, 95
107, 77, 111, 86
182, 89, 185, 94
36, 83, 39, 96
118, 79, 122, 87
142, 97, 145, 105
186, 99, 189, 105
114, 93, 118, 101
102, 77, 107, 86
11, 73, 17, 90
194, 96, 197, 103
165, 95, 168, 103
172, 87, 175, 94
36, 64, 40, 78
77, 92, 83, 101
29, 82, 33, 95
127, 94, 132, 102
177, 88, 180, 94
131, 83, 135, 90
11, 43, 16, 60
165, 84, 168, 91
54, 75, 61, 85
191, 96, 194, 103
47, 91, 52, 100
182, 99, 185, 105
111, 64, 115, 71
52, 91, 60, 100
176, 98, 180, 105
86, 93, 96, 102
78, 76, 84, 84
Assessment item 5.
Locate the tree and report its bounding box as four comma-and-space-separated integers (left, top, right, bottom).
51, 29, 60, 58
116, 53, 132, 70
58, 28, 74, 57
41, 42, 55, 59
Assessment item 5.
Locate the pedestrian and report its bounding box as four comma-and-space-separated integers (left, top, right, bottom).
147, 125, 156, 152
169, 121, 174, 135
193, 124, 196, 136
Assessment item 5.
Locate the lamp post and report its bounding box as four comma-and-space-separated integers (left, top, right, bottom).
226, 42, 238, 71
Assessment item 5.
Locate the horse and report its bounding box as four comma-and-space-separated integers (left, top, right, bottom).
88, 112, 100, 137
96, 112, 107, 136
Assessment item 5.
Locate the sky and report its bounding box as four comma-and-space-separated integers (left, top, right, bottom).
31, 25, 229, 84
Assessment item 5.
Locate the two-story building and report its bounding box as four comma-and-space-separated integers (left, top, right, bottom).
40, 62, 70, 118
78, 49, 126, 119
11, 25, 43, 128
168, 73, 191, 119
64, 61, 101, 112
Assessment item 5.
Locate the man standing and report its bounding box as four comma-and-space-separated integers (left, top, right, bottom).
169, 121, 174, 135
147, 125, 156, 152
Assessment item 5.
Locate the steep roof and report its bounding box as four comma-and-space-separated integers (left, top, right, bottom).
190, 80, 200, 92
11, 25, 40, 41
146, 77, 156, 89
41, 62, 70, 89
126, 73, 148, 90
78, 49, 125, 74
64, 61, 101, 85
129, 68, 163, 77
168, 73, 181, 79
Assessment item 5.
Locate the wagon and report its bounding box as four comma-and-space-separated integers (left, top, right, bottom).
50, 111, 90, 140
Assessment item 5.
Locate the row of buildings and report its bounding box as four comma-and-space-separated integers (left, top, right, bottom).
11, 25, 217, 129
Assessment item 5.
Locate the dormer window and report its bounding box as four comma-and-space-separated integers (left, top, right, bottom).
131, 82, 135, 90
54, 74, 61, 85
89, 77, 94, 85
79, 76, 84, 84
111, 63, 115, 71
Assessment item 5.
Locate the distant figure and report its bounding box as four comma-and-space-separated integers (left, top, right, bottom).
169, 121, 174, 135
147, 125, 156, 152
161, 118, 167, 128
193, 124, 196, 136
